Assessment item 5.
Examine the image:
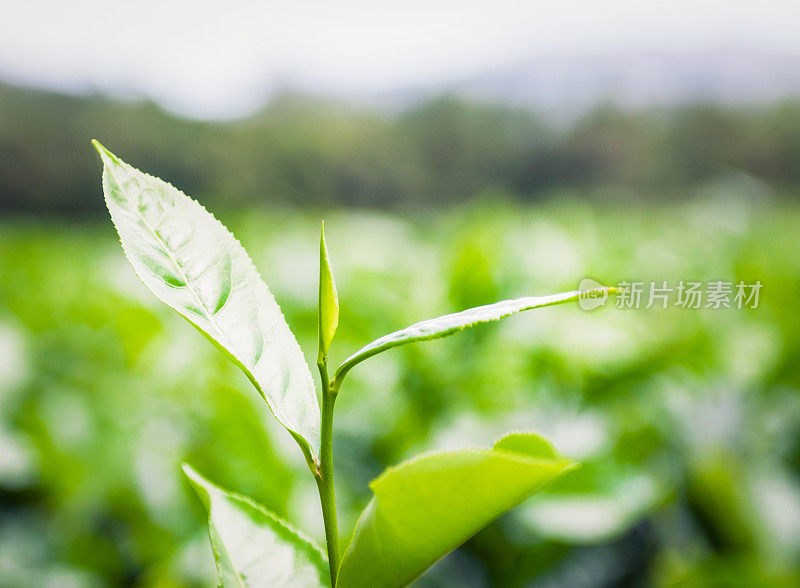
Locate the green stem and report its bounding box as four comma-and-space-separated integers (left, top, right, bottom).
316, 360, 340, 586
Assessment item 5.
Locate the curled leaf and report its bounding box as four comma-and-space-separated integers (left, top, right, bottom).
336, 433, 576, 588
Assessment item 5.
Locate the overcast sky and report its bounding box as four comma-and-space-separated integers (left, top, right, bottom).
1, 1, 799, 118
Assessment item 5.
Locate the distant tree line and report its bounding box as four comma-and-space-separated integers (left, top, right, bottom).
2, 80, 800, 215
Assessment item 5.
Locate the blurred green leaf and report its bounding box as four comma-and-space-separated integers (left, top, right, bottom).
318, 221, 339, 361
335, 288, 615, 385
494, 432, 559, 458
183, 465, 330, 588
94, 141, 320, 463
336, 433, 575, 588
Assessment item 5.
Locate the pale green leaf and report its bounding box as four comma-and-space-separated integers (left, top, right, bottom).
318, 221, 338, 360
94, 141, 320, 461
182, 465, 330, 588
336, 433, 576, 588
334, 288, 616, 384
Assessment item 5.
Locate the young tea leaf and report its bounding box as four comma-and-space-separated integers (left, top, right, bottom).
336, 433, 576, 588
334, 288, 615, 385
318, 221, 339, 362
94, 141, 320, 463
182, 465, 330, 588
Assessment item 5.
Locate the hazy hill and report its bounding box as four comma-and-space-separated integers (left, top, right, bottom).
2, 78, 800, 216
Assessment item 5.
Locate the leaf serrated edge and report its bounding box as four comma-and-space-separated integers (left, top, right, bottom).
94, 141, 320, 465
182, 464, 330, 587
367, 447, 575, 494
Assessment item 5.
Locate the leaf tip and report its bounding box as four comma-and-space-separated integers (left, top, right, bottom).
180, 462, 198, 480
91, 139, 119, 165
319, 219, 330, 252
181, 463, 213, 506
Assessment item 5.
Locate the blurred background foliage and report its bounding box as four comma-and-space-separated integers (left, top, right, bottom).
5, 80, 800, 215
1, 80, 800, 587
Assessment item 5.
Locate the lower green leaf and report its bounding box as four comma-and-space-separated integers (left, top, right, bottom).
182, 465, 330, 588
336, 433, 576, 588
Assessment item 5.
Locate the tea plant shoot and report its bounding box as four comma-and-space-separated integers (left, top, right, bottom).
94, 140, 615, 587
